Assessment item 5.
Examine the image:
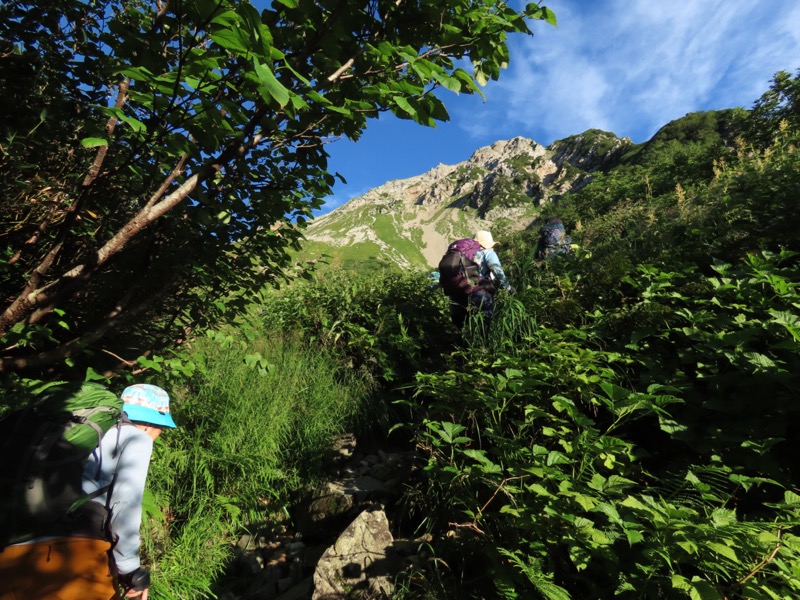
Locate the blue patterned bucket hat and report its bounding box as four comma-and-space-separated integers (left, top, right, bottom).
121, 384, 177, 428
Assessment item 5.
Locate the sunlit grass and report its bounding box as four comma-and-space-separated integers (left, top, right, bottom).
143, 333, 372, 598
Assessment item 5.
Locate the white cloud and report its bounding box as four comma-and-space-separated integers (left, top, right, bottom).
320, 0, 800, 218
463, 0, 800, 144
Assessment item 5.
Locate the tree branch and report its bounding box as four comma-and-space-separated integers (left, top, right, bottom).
326, 0, 404, 84
82, 77, 130, 187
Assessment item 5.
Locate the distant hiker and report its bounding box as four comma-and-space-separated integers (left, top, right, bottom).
83, 384, 177, 599
439, 230, 513, 328
535, 217, 573, 259
0, 383, 176, 600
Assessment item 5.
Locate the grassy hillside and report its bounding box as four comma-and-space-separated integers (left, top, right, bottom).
242, 72, 800, 599
10, 71, 795, 600
298, 135, 633, 271
297, 119, 732, 273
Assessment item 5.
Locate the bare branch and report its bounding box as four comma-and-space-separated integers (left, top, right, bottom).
82, 78, 131, 187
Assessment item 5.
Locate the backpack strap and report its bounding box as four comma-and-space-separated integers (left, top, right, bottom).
79, 417, 107, 445
460, 253, 480, 287
76, 416, 126, 541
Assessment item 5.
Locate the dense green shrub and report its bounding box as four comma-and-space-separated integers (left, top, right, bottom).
402, 252, 800, 598
255, 268, 454, 385
395, 73, 800, 598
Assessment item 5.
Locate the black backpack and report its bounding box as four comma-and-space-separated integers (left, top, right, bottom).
0, 381, 123, 546
438, 238, 483, 296
536, 218, 573, 259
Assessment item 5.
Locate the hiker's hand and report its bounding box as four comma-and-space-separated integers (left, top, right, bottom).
119, 568, 150, 599
507, 286, 516, 295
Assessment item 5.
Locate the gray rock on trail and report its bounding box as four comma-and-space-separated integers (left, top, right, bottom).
226, 436, 422, 599
312, 509, 398, 599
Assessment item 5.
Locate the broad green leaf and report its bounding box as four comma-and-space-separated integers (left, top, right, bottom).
475, 67, 489, 87
588, 473, 606, 491
117, 66, 156, 80
769, 310, 800, 341
432, 71, 462, 93
540, 7, 558, 26
253, 59, 290, 107
118, 114, 147, 133
290, 95, 309, 110
81, 137, 108, 148
240, 3, 268, 46
211, 29, 248, 53
462, 449, 502, 472
599, 381, 630, 401
528, 483, 552, 497
743, 352, 777, 369
659, 415, 688, 434
568, 544, 591, 571
595, 502, 621, 522
605, 475, 637, 493
672, 574, 691, 593
546, 451, 570, 466
706, 542, 738, 563
393, 95, 415, 117
624, 528, 644, 545
688, 579, 723, 600
326, 105, 353, 116
589, 528, 614, 545
573, 493, 595, 510
785, 490, 800, 505
209, 10, 239, 27
710, 508, 737, 528
499, 505, 521, 517
620, 495, 648, 511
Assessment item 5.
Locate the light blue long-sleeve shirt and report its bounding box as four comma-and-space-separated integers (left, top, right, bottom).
82, 423, 153, 575
474, 248, 511, 290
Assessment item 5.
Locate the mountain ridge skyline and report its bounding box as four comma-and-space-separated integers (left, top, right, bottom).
300, 106, 738, 271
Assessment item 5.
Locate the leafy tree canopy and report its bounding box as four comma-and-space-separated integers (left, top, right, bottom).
746, 67, 800, 147
0, 0, 556, 375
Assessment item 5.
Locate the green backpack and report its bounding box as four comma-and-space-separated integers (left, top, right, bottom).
0, 381, 123, 546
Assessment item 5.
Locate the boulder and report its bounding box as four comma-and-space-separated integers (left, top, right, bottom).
312, 509, 399, 599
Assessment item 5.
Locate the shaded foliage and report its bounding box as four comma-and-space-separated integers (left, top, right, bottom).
0, 0, 554, 376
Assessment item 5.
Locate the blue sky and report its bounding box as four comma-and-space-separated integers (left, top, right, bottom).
317, 0, 800, 216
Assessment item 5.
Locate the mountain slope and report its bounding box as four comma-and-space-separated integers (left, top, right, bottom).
301, 110, 742, 271
301, 131, 632, 270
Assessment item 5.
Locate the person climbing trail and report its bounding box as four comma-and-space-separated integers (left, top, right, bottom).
439, 230, 513, 329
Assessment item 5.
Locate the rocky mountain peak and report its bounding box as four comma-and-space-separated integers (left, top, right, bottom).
303, 131, 629, 268
466, 136, 547, 170
548, 129, 633, 172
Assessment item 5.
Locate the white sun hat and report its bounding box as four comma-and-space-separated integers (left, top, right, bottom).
474, 230, 496, 249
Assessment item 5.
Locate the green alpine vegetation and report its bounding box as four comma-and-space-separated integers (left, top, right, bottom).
2, 0, 800, 597
242, 71, 800, 599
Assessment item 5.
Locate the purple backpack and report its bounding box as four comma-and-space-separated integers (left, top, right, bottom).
438, 239, 482, 296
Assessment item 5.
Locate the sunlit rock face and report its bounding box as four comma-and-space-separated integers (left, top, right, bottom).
303, 131, 631, 268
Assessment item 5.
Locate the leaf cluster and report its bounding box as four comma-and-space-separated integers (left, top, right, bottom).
0, 0, 554, 376
391, 71, 800, 598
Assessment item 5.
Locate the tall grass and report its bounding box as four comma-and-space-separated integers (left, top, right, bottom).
143, 331, 373, 599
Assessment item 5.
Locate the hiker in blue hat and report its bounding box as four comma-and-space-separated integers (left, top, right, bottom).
82, 384, 177, 599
